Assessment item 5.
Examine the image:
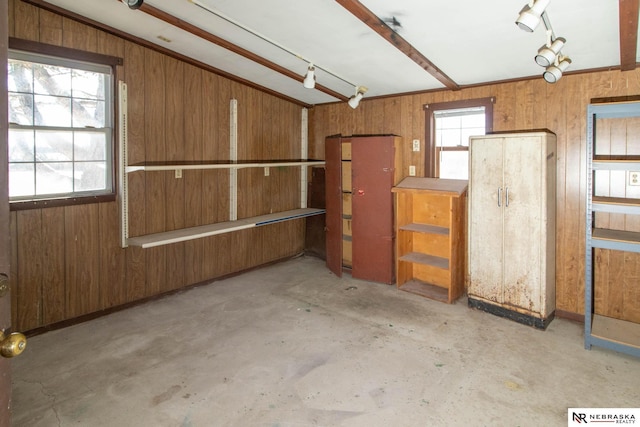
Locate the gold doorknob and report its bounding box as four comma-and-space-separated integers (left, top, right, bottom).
0, 331, 27, 358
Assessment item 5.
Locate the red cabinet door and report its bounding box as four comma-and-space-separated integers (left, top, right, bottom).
324, 135, 343, 277
351, 136, 396, 284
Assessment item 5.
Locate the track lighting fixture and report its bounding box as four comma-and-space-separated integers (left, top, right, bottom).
125, 0, 144, 10
535, 36, 565, 67
516, 0, 550, 32
543, 57, 571, 83
189, 0, 366, 106
348, 86, 367, 109
303, 64, 316, 89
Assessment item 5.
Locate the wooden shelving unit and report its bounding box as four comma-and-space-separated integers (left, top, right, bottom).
392, 177, 467, 303
585, 100, 640, 358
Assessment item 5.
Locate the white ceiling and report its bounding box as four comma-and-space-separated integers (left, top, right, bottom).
39, 0, 634, 106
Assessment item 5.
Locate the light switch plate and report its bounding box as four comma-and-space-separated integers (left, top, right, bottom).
409, 165, 416, 176
412, 139, 420, 152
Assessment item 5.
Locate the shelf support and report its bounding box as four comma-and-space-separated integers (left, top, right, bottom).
301, 108, 308, 209
119, 81, 129, 248
230, 99, 238, 221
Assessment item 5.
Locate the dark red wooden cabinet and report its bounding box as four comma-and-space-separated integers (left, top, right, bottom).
325, 135, 404, 284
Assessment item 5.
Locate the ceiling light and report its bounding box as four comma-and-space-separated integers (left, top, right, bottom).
125, 0, 144, 10
516, 0, 550, 32
348, 86, 367, 109
535, 36, 565, 67
543, 57, 571, 83
303, 64, 316, 89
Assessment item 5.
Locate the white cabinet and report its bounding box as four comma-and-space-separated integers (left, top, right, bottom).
467, 131, 556, 329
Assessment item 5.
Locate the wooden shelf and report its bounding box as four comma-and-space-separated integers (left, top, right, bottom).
398, 279, 449, 303
127, 208, 325, 248
592, 196, 640, 214
126, 159, 325, 173
399, 223, 449, 235
399, 252, 449, 269
591, 314, 640, 350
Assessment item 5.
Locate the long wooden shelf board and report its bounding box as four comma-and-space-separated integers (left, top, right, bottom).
127, 208, 325, 248
398, 279, 449, 303
126, 160, 325, 173
399, 252, 449, 269
399, 223, 449, 235
592, 196, 640, 214
592, 228, 640, 250
392, 177, 468, 195
591, 314, 640, 349
592, 159, 640, 170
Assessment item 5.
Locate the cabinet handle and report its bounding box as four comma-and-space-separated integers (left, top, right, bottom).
506, 187, 510, 207
497, 187, 502, 207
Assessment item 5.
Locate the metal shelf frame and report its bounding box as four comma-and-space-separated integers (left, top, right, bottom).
585, 101, 640, 358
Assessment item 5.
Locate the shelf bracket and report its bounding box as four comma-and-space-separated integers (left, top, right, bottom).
119, 81, 129, 248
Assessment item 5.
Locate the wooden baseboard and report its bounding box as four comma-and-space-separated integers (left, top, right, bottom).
554, 309, 585, 323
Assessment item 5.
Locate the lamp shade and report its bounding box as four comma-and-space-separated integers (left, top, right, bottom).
348, 92, 364, 109
516, 0, 551, 32
303, 65, 315, 89
543, 57, 571, 83
535, 37, 566, 67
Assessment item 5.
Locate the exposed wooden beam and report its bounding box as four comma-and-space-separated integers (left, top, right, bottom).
335, 0, 460, 91
619, 0, 639, 71
137, 2, 348, 102
19, 0, 314, 107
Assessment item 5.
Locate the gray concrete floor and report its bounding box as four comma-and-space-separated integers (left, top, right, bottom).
10, 255, 640, 427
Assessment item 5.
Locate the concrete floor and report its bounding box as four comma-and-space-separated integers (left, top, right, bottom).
10, 255, 640, 426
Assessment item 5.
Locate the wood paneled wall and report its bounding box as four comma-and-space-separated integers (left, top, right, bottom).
309, 70, 640, 322
8, 0, 306, 331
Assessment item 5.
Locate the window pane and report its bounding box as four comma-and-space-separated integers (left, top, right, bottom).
34, 95, 72, 127
8, 60, 33, 93
8, 129, 35, 162
440, 151, 469, 180
72, 70, 106, 100
33, 63, 71, 97
438, 128, 462, 147
9, 163, 35, 197
75, 161, 107, 191
73, 98, 106, 128
36, 162, 73, 195
461, 127, 485, 146
75, 132, 106, 161
461, 114, 485, 128
36, 130, 73, 162
8, 93, 34, 125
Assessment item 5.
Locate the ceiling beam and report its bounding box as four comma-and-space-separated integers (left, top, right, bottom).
335, 0, 460, 91
619, 0, 639, 71
137, 2, 349, 102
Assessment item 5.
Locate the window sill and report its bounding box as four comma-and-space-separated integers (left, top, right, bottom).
10, 193, 116, 211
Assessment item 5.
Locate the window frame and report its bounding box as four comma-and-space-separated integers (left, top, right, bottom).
424, 97, 495, 178
7, 38, 122, 211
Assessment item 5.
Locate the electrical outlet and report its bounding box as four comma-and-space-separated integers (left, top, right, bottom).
409, 165, 416, 176
412, 139, 420, 152
630, 171, 640, 186
175, 169, 182, 179
264, 167, 270, 176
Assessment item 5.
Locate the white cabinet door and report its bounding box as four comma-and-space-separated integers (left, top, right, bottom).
502, 136, 544, 313
468, 136, 505, 303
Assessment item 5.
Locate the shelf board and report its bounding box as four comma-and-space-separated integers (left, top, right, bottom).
392, 177, 468, 195
592, 196, 640, 214
126, 160, 325, 173
592, 228, 640, 252
398, 279, 449, 303
399, 252, 449, 269
127, 208, 325, 248
591, 314, 640, 350
592, 158, 640, 170
399, 223, 449, 235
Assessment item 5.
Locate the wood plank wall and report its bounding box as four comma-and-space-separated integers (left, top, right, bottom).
310, 70, 640, 323
8, 0, 306, 332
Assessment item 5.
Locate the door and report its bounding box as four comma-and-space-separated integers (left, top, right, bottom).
1, 0, 11, 423
502, 135, 544, 312
351, 136, 395, 284
468, 136, 505, 302
324, 135, 343, 277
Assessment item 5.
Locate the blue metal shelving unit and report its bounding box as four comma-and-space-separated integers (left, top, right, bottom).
585, 101, 640, 358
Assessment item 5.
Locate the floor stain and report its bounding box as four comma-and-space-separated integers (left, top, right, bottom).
152, 384, 182, 406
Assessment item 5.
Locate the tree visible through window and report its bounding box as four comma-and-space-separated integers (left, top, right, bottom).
424, 98, 494, 179
8, 50, 113, 203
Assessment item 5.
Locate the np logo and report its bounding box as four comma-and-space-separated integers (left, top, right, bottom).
573, 412, 588, 423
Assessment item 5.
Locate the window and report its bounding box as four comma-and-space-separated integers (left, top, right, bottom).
8, 48, 114, 206
424, 98, 494, 179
